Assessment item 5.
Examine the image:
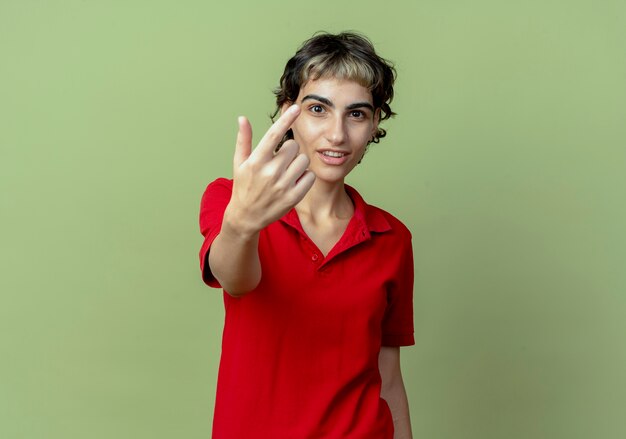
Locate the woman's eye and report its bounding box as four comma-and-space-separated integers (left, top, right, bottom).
310, 105, 324, 113
350, 110, 364, 118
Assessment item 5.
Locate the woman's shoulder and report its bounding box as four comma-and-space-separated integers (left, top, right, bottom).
205, 177, 233, 191
366, 203, 412, 240
202, 177, 233, 196
200, 178, 234, 210
347, 184, 412, 240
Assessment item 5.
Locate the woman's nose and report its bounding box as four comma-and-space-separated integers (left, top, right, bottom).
326, 116, 346, 145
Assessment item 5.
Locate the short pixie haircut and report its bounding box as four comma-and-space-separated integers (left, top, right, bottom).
272, 31, 397, 145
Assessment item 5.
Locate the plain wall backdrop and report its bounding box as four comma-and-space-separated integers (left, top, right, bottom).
1, 1, 625, 438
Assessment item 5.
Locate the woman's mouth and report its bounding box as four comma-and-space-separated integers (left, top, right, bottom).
318, 150, 350, 165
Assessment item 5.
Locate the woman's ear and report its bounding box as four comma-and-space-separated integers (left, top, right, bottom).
372, 108, 381, 137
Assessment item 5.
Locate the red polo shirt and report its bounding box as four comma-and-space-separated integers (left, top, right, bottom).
199, 178, 414, 438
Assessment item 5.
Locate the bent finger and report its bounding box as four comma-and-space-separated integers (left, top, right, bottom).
280, 153, 310, 185
289, 169, 316, 203
253, 104, 300, 160
273, 139, 299, 170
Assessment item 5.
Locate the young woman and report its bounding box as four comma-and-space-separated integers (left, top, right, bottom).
199, 32, 414, 439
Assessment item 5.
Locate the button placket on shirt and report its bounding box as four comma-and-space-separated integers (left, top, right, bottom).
311, 251, 325, 274
299, 234, 323, 269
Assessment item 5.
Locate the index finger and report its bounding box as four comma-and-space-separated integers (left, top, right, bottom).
252, 104, 300, 159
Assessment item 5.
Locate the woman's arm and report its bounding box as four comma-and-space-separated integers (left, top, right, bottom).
208, 216, 262, 296
379, 346, 413, 439
208, 106, 315, 297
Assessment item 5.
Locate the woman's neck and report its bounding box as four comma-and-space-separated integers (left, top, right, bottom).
295, 179, 354, 221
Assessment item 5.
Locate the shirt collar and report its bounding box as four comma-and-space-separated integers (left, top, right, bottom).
279, 185, 392, 264
280, 184, 392, 235
344, 184, 392, 234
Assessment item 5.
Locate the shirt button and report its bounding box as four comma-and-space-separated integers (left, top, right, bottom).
311, 254, 319, 261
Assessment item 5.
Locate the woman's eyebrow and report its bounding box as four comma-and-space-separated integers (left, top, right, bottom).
346, 102, 374, 112
301, 94, 374, 112
301, 94, 334, 107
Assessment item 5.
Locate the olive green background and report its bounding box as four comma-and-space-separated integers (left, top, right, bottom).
1, 1, 625, 438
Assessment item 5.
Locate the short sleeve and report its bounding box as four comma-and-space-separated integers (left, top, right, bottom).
198, 178, 233, 287
381, 231, 415, 346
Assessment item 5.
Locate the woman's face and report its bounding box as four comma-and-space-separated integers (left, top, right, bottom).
284, 77, 379, 185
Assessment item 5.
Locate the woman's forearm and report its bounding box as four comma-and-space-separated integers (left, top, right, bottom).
208, 210, 262, 297
379, 347, 413, 439
385, 381, 413, 439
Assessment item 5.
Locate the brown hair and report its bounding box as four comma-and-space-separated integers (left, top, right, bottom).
272, 31, 396, 145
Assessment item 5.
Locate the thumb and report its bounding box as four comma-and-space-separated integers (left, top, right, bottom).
233, 116, 252, 171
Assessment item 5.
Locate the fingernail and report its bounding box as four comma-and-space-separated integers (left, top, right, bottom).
288, 104, 300, 114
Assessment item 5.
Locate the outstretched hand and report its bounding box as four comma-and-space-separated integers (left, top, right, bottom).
225, 104, 316, 236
